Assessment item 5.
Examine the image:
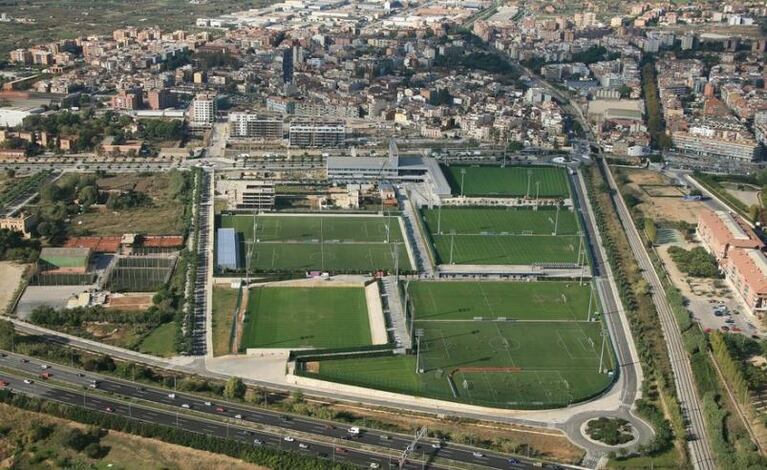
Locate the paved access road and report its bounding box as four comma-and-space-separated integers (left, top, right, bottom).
0, 350, 556, 470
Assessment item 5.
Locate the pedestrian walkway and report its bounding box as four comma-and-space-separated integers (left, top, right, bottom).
398, 190, 435, 276
380, 276, 411, 352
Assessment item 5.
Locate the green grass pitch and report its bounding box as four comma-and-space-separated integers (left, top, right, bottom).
310, 321, 614, 408
408, 281, 598, 321
304, 279, 615, 409
442, 165, 570, 198
240, 287, 371, 349
420, 207, 584, 265
219, 214, 412, 273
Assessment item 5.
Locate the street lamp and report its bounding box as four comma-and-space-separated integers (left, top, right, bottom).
460, 168, 466, 197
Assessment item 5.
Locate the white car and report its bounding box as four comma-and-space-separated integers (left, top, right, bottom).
234, 414, 243, 419
472, 452, 484, 458
348, 426, 360, 435
298, 443, 309, 449
41, 364, 50, 369
431, 442, 442, 449
283, 436, 294, 442
204, 401, 212, 406
370, 464, 380, 469
23, 379, 33, 384
168, 393, 176, 399
181, 403, 191, 409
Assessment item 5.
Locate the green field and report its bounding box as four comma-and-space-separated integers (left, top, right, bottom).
219, 214, 412, 273
408, 281, 597, 321
304, 279, 615, 409
138, 322, 176, 357
308, 320, 613, 408
421, 207, 584, 265
442, 165, 570, 198
240, 287, 371, 349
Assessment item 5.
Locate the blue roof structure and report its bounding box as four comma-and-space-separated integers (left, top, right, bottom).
217, 228, 240, 270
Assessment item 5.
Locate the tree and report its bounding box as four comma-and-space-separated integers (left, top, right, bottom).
0, 319, 15, 349
78, 186, 99, 207
644, 218, 657, 244
224, 376, 245, 400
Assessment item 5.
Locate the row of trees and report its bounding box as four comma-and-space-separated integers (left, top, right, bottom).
641, 61, 672, 150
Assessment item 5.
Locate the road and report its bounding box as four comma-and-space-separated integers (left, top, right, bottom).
561, 170, 652, 468
0, 349, 551, 470
600, 159, 716, 469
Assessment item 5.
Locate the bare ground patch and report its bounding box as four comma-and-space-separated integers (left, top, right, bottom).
0, 262, 26, 314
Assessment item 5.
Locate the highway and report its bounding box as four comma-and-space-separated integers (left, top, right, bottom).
0, 350, 551, 470
600, 159, 716, 469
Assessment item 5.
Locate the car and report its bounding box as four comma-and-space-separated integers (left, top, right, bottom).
77, 373, 85, 377
41, 364, 50, 369
280, 415, 291, 422
105, 407, 114, 412
508, 458, 520, 464
0, 380, 8, 387
0, 353, 6, 357
23, 379, 33, 384
335, 447, 348, 454
253, 439, 263, 446
168, 393, 176, 399
721, 326, 730, 332
431, 442, 442, 449
472, 452, 484, 458
725, 319, 735, 324
89, 383, 98, 388
348, 426, 360, 435
299, 443, 309, 449
704, 328, 712, 333
283, 436, 294, 442
370, 464, 380, 469
181, 403, 191, 409
21, 358, 28, 363
234, 414, 243, 419
732, 327, 742, 332
204, 401, 212, 406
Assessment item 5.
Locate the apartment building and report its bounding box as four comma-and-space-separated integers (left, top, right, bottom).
189, 92, 216, 127
697, 209, 762, 260
228, 113, 284, 140
698, 208, 767, 317
289, 120, 345, 147
722, 248, 767, 318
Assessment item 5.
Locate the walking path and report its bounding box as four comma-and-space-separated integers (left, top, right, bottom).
380, 276, 411, 352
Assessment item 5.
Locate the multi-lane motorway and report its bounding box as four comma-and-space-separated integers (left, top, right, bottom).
0, 350, 555, 470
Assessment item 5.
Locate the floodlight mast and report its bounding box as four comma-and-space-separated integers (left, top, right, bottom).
399, 426, 428, 469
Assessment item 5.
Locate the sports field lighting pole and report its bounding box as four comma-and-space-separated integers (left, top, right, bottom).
554, 203, 560, 235
437, 204, 442, 234
535, 180, 540, 203
460, 168, 466, 197
587, 280, 594, 322
415, 331, 423, 374
449, 230, 456, 264
526, 169, 532, 198
598, 329, 608, 373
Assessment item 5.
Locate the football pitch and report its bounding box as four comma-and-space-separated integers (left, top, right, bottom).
304, 281, 615, 409
240, 287, 371, 349
442, 165, 570, 198
421, 207, 585, 265
408, 280, 598, 321
219, 214, 412, 273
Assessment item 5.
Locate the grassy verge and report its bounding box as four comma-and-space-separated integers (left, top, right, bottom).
211, 286, 239, 357
138, 322, 177, 357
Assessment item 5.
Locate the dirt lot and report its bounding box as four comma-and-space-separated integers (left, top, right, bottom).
616, 168, 707, 224
721, 182, 761, 208
0, 262, 27, 314
106, 293, 154, 311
